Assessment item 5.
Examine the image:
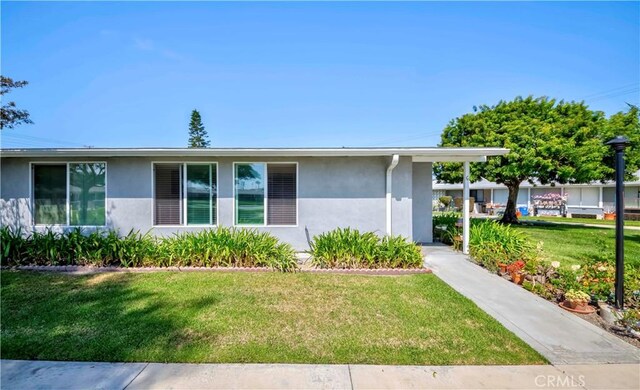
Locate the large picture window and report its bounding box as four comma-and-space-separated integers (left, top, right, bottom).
32, 162, 106, 226
153, 163, 217, 226
234, 163, 297, 226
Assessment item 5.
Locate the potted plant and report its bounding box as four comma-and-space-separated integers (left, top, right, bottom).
439, 196, 452, 211
603, 206, 616, 221
564, 289, 590, 310
507, 260, 526, 285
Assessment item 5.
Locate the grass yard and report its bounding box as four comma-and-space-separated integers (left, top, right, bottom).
0, 271, 544, 365
520, 216, 640, 227
513, 224, 640, 267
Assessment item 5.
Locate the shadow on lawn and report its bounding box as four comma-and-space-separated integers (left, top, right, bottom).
0, 271, 219, 362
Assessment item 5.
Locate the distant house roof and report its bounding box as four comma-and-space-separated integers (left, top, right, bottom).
0, 147, 508, 162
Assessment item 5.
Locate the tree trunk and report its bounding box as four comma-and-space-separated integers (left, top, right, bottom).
500, 183, 521, 224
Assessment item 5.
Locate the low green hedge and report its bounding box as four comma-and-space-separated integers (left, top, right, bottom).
0, 227, 297, 272
309, 227, 423, 269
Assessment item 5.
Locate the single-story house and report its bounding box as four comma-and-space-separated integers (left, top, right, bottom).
433, 172, 640, 218
1, 147, 507, 252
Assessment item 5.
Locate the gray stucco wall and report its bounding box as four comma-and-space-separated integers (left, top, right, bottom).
412, 162, 432, 243
1, 155, 430, 250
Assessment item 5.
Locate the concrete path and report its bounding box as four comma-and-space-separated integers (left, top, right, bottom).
423, 244, 640, 365
2, 360, 639, 389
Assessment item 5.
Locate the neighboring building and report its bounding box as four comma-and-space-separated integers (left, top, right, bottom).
433, 172, 640, 218
0, 147, 506, 250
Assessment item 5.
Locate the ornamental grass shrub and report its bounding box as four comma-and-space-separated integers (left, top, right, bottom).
309, 227, 423, 269
156, 228, 297, 272
0, 227, 155, 267
0, 226, 297, 272
466, 219, 535, 272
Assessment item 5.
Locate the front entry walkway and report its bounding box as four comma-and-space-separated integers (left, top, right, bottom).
423, 244, 640, 365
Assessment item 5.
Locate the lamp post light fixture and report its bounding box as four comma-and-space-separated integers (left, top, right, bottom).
605, 135, 630, 310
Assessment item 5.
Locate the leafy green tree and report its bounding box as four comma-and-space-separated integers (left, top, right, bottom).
434, 96, 638, 223
1, 76, 33, 130
599, 104, 640, 181
188, 109, 210, 148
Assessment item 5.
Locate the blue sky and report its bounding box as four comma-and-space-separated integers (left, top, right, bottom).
2, 1, 638, 148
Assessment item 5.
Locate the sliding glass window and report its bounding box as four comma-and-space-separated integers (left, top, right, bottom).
33, 163, 106, 226
235, 163, 265, 225
153, 163, 217, 226
69, 163, 106, 226
186, 164, 217, 225
234, 163, 297, 226
33, 164, 67, 225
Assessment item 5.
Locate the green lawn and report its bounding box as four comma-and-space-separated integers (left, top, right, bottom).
520, 216, 640, 227
513, 224, 640, 267
0, 271, 544, 365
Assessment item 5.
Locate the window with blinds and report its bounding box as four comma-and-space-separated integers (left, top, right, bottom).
154, 164, 183, 225
234, 162, 297, 226
154, 163, 217, 226
267, 164, 297, 225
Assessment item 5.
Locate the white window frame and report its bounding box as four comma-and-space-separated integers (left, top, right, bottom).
232, 161, 298, 227
29, 161, 108, 227
151, 161, 219, 227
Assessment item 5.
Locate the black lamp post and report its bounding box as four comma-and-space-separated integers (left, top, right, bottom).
605, 135, 630, 309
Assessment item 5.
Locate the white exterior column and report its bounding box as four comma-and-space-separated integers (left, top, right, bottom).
599, 186, 603, 209
463, 161, 470, 255
527, 188, 531, 210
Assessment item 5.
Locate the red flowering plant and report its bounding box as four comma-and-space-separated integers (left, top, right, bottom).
506, 260, 525, 275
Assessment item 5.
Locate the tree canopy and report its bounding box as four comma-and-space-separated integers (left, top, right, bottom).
1, 76, 33, 130
188, 109, 210, 148
434, 96, 640, 223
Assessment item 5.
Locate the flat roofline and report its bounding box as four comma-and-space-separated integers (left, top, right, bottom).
0, 147, 509, 161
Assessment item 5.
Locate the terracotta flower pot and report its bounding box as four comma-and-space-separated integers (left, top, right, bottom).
511, 272, 524, 285
565, 299, 588, 310
604, 212, 616, 221
498, 263, 508, 274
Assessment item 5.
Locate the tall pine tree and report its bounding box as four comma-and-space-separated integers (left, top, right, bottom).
188, 109, 210, 148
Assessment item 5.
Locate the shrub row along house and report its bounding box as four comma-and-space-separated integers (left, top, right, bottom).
1, 147, 506, 250
433, 172, 640, 219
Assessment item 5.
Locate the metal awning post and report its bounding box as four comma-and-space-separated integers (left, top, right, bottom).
463, 162, 470, 255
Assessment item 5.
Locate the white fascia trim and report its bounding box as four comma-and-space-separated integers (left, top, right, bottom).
1, 147, 509, 159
